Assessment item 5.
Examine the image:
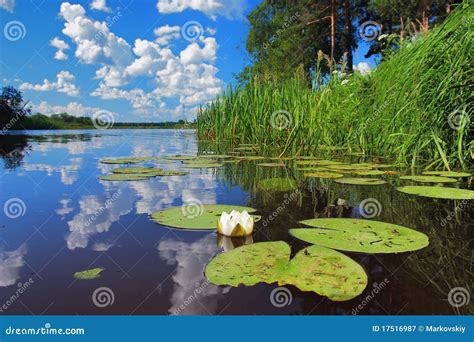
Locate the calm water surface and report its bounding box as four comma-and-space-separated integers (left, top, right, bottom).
0, 129, 472, 315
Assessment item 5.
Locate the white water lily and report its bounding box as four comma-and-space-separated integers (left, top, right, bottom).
217, 210, 254, 237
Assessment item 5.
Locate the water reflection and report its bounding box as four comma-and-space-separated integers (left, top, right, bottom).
0, 244, 27, 287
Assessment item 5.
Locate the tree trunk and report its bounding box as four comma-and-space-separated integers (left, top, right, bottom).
343, 0, 353, 72
331, 0, 337, 63
400, 16, 404, 43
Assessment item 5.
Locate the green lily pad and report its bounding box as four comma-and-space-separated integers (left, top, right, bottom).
182, 162, 223, 168
335, 178, 387, 185
296, 160, 344, 166
198, 154, 232, 159
304, 172, 344, 179
151, 204, 259, 230
326, 164, 373, 171
354, 170, 385, 176
74, 267, 104, 280
100, 157, 152, 164
205, 241, 289, 286
258, 178, 298, 191
396, 186, 474, 200
98, 174, 151, 181
290, 218, 429, 254
422, 171, 472, 178
205, 241, 367, 301
279, 245, 368, 301
164, 155, 196, 160
112, 167, 161, 174
257, 163, 286, 167
400, 175, 458, 183
296, 167, 330, 172
238, 156, 266, 160
150, 170, 189, 176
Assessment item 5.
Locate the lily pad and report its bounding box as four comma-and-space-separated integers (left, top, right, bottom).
422, 171, 472, 178
205, 241, 289, 286
304, 172, 344, 179
326, 164, 373, 171
164, 155, 196, 160
400, 175, 458, 183
205, 241, 367, 301
199, 154, 232, 159
150, 170, 188, 176
258, 178, 298, 191
112, 167, 161, 174
335, 178, 387, 185
100, 157, 151, 164
151, 204, 259, 230
98, 174, 151, 181
74, 267, 104, 280
354, 170, 385, 176
396, 186, 474, 200
182, 162, 223, 168
296, 160, 344, 166
279, 245, 368, 301
290, 218, 429, 254
238, 156, 266, 160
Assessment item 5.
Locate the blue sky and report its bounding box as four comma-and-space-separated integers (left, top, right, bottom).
0, 0, 375, 122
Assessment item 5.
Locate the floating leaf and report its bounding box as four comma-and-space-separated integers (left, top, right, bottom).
335, 178, 387, 185
164, 155, 196, 160
296, 160, 343, 166
397, 186, 474, 200
279, 245, 368, 301
151, 204, 259, 230
354, 170, 385, 176
258, 178, 298, 191
98, 174, 151, 181
400, 175, 458, 183
304, 172, 344, 179
422, 171, 471, 178
296, 167, 330, 172
205, 242, 367, 301
238, 156, 266, 160
100, 157, 152, 164
149, 170, 188, 176
74, 267, 104, 280
326, 164, 373, 171
112, 167, 161, 174
182, 162, 223, 168
205, 241, 289, 286
291, 218, 429, 253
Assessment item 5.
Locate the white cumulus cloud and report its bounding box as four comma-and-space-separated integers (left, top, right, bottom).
156, 0, 246, 20
90, 0, 112, 12
0, 0, 15, 12
20, 71, 79, 97
50, 37, 70, 60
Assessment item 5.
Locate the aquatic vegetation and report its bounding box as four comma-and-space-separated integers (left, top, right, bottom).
100, 157, 152, 164
182, 162, 223, 168
304, 172, 344, 179
296, 160, 343, 166
112, 167, 161, 174
326, 164, 373, 171
422, 171, 471, 178
217, 210, 254, 237
197, 4, 473, 169
164, 155, 196, 160
335, 178, 387, 185
400, 175, 458, 183
397, 186, 474, 200
257, 163, 286, 167
291, 218, 429, 254
74, 267, 104, 280
354, 170, 385, 176
258, 177, 298, 191
148, 170, 188, 176
151, 204, 260, 230
205, 241, 367, 301
98, 174, 151, 181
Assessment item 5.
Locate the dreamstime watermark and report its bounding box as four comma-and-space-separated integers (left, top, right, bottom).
92, 287, 115, 308
0, 278, 35, 313
359, 198, 382, 218
181, 199, 204, 219
92, 110, 115, 129
354, 102, 387, 136
171, 281, 210, 315
270, 287, 292, 308
261, 189, 300, 227
1, 111, 27, 135
174, 121, 193, 138
5, 323, 85, 336
447, 109, 470, 130
448, 287, 470, 308
352, 278, 390, 315
263, 12, 301, 49
181, 21, 203, 42
3, 198, 26, 219
440, 199, 470, 227
4, 20, 26, 41
359, 21, 382, 42
93, 11, 123, 42
84, 190, 122, 227
270, 110, 293, 131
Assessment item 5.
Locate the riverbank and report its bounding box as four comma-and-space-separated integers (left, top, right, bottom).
197, 3, 472, 170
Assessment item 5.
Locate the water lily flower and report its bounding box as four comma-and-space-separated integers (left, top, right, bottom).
217, 210, 254, 237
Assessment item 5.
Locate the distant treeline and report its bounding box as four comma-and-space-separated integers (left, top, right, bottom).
0, 86, 195, 131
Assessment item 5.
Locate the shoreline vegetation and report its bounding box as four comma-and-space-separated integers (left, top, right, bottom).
197, 2, 473, 170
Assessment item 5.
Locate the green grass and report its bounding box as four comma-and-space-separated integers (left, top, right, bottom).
197, 2, 473, 170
